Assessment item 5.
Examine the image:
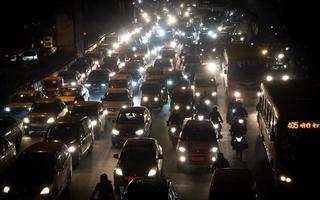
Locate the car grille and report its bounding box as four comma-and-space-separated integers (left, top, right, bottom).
190, 148, 209, 154
30, 117, 47, 124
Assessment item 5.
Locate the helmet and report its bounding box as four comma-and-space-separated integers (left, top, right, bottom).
212, 106, 218, 111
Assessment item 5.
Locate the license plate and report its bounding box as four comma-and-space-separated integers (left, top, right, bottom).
191, 157, 204, 161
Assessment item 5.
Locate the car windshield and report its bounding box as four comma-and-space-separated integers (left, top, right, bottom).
154, 60, 171, 68
11, 93, 36, 103
43, 80, 59, 88
31, 102, 60, 113
181, 123, 216, 141
109, 80, 127, 88
88, 72, 108, 81
23, 51, 36, 56
104, 58, 117, 66
46, 124, 79, 140
120, 146, 156, 161
59, 73, 75, 81
117, 112, 144, 124
60, 87, 80, 96
71, 106, 97, 116
102, 93, 129, 101
13, 153, 54, 185
195, 79, 216, 87
141, 84, 161, 95
172, 91, 193, 102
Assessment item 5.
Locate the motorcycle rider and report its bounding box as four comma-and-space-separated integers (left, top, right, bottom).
167, 110, 184, 128
230, 116, 245, 147
226, 97, 237, 123
195, 99, 209, 118
210, 153, 230, 173
209, 106, 224, 138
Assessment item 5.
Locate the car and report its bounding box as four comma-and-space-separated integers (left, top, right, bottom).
194, 73, 218, 105
22, 49, 38, 61
101, 88, 133, 118
86, 51, 104, 67
0, 116, 24, 147
23, 98, 68, 135
84, 69, 110, 95
42, 76, 64, 97
176, 120, 219, 170
182, 55, 201, 68
122, 177, 179, 200
113, 138, 163, 193
70, 60, 91, 80
109, 74, 134, 97
154, 58, 173, 71
145, 67, 164, 77
208, 168, 259, 200
0, 138, 16, 183
2, 141, 72, 199
118, 68, 143, 90
70, 101, 107, 134
45, 116, 94, 165
160, 48, 176, 65
111, 106, 152, 147
164, 70, 186, 93
102, 56, 120, 72
170, 88, 194, 118
141, 81, 167, 109
4, 90, 46, 118
57, 85, 89, 107
58, 70, 82, 87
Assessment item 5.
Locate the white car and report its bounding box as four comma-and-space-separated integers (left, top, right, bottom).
22, 50, 38, 61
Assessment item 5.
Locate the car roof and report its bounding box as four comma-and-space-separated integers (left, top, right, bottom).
34, 98, 61, 104
111, 74, 129, 80
119, 106, 146, 113
211, 168, 254, 192
73, 101, 100, 107
124, 137, 156, 147
194, 73, 215, 79
23, 141, 65, 154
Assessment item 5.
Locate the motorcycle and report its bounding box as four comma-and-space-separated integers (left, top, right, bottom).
167, 122, 181, 147
231, 134, 248, 160
213, 122, 223, 139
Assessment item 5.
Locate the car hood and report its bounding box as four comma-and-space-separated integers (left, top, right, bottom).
114, 124, 144, 135
9, 102, 33, 109
102, 101, 130, 109
118, 160, 157, 176
28, 112, 56, 118
184, 141, 217, 152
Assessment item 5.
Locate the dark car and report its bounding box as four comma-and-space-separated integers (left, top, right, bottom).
154, 59, 173, 71
141, 81, 167, 109
208, 168, 259, 200
70, 60, 91, 80
122, 177, 178, 200
84, 70, 110, 95
176, 120, 219, 170
0, 116, 24, 147
111, 106, 152, 147
118, 68, 143, 90
70, 101, 107, 134
170, 88, 194, 118
45, 116, 94, 165
58, 70, 82, 87
113, 138, 163, 193
102, 56, 120, 72
0, 138, 16, 183
2, 141, 72, 200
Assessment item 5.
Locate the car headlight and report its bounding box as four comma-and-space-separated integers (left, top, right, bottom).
68, 146, 76, 153
135, 129, 144, 135
232, 108, 236, 113
71, 82, 76, 86
122, 105, 128, 108
94, 61, 99, 65
115, 168, 123, 176
211, 92, 217, 96
40, 187, 50, 195
266, 75, 273, 82
280, 175, 292, 183
213, 124, 219, 129
211, 156, 217, 162
186, 105, 191, 110
170, 127, 176, 133
143, 96, 148, 102
85, 83, 91, 87
282, 75, 289, 81
205, 99, 210, 105
179, 156, 186, 162
3, 186, 10, 193
238, 119, 244, 124
47, 117, 55, 124
132, 81, 137, 87
154, 97, 159, 102
4, 107, 10, 112
148, 168, 157, 177
195, 92, 200, 97
234, 91, 241, 98
81, 73, 86, 78
178, 146, 186, 152
91, 120, 97, 126
100, 83, 107, 87
235, 137, 243, 142
109, 72, 116, 77
211, 147, 218, 153
198, 115, 204, 121
23, 117, 30, 123
167, 80, 173, 85
112, 129, 120, 135
161, 89, 164, 93
174, 105, 180, 110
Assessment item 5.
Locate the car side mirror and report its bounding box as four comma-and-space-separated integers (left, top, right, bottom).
158, 154, 163, 159
113, 154, 119, 159
270, 131, 275, 141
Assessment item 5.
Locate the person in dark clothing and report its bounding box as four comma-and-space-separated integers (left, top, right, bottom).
90, 173, 115, 200
209, 106, 223, 123
167, 111, 184, 127
226, 97, 237, 123
210, 153, 230, 173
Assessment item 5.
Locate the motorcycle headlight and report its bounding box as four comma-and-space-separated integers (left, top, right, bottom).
47, 117, 55, 124
232, 108, 236, 113
135, 129, 144, 135
68, 146, 76, 153
4, 107, 10, 112
170, 127, 176, 133
178, 146, 186, 152
91, 120, 97, 126
198, 115, 204, 121
122, 105, 128, 108
115, 168, 123, 176
85, 83, 91, 87
132, 81, 137, 87
282, 75, 289, 81
213, 124, 219, 129
238, 119, 244, 124
100, 83, 107, 87
266, 75, 273, 82
143, 96, 148, 102
195, 92, 200, 97
154, 97, 159, 102
167, 80, 173, 85
40, 187, 50, 195
71, 82, 76, 86
174, 105, 180, 110
211, 92, 217, 96
280, 175, 292, 183
3, 186, 10, 193
148, 168, 157, 177
234, 91, 241, 98
112, 129, 120, 135
186, 105, 191, 110
211, 147, 218, 153
205, 99, 210, 105
235, 137, 243, 142
161, 89, 164, 94
23, 117, 30, 123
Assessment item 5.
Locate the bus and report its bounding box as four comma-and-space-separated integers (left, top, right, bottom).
256, 80, 320, 192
